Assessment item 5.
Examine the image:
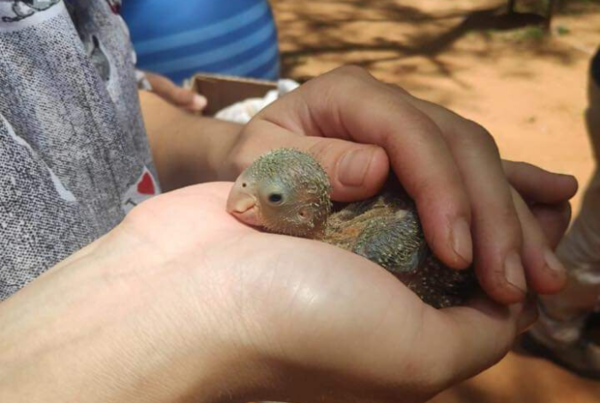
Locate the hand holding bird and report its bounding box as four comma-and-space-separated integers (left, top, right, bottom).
227, 148, 476, 308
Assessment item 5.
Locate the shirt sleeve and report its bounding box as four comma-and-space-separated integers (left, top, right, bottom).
0, 0, 159, 300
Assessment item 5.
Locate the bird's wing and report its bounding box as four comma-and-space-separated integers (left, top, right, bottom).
351, 209, 428, 274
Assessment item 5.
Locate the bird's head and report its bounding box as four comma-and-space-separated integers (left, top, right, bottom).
226, 148, 332, 237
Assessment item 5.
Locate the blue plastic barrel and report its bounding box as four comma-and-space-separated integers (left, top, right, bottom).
121, 0, 280, 84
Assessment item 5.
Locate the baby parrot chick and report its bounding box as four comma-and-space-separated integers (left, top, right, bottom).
226, 149, 476, 308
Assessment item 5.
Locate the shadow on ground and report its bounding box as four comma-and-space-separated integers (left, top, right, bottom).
274, 0, 589, 82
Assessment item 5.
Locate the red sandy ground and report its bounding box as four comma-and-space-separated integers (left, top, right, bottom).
270, 0, 600, 401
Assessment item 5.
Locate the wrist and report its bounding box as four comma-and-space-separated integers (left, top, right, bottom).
0, 228, 255, 403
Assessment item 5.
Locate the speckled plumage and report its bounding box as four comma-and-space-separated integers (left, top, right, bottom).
244, 149, 332, 237
324, 179, 475, 308
228, 149, 477, 309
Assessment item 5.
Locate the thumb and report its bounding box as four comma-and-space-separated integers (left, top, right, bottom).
412, 295, 537, 388
235, 125, 390, 202
300, 137, 390, 202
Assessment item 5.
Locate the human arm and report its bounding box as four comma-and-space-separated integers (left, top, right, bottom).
0, 183, 540, 403
2, 66, 575, 400
140, 90, 243, 191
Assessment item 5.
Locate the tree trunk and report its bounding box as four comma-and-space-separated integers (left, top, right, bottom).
545, 0, 556, 31
507, 0, 516, 14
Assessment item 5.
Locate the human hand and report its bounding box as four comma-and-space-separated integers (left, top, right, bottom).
221, 66, 577, 305
144, 71, 207, 113
0, 183, 541, 403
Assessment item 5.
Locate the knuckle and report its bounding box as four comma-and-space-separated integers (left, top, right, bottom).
305, 139, 338, 171
456, 119, 499, 154
483, 204, 522, 243
331, 64, 372, 80
311, 66, 381, 110
384, 104, 440, 144
477, 264, 510, 297
408, 111, 440, 136
320, 65, 378, 94
460, 118, 487, 135
307, 65, 373, 100
501, 205, 522, 235
385, 82, 410, 96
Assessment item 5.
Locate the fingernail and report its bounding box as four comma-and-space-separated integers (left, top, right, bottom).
451, 218, 473, 265
338, 148, 374, 187
504, 252, 527, 294
544, 249, 566, 276
191, 94, 207, 111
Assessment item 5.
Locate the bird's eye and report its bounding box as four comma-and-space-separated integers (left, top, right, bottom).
268, 193, 283, 204
242, 183, 247, 188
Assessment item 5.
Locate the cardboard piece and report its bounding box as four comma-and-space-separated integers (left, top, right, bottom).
190, 73, 277, 116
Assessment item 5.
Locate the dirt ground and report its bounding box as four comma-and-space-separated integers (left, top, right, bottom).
270, 0, 600, 401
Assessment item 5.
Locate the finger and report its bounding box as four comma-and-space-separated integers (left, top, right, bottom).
531, 202, 572, 249
398, 96, 526, 304
415, 295, 537, 388
145, 72, 207, 112
511, 188, 568, 294
256, 66, 474, 269
238, 121, 390, 201
503, 160, 578, 204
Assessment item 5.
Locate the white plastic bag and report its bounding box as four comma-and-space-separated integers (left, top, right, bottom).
215, 79, 300, 124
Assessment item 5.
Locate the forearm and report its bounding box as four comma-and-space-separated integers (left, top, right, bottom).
0, 230, 230, 403
140, 91, 244, 191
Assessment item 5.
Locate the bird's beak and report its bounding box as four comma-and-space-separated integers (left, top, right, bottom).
226, 182, 262, 227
